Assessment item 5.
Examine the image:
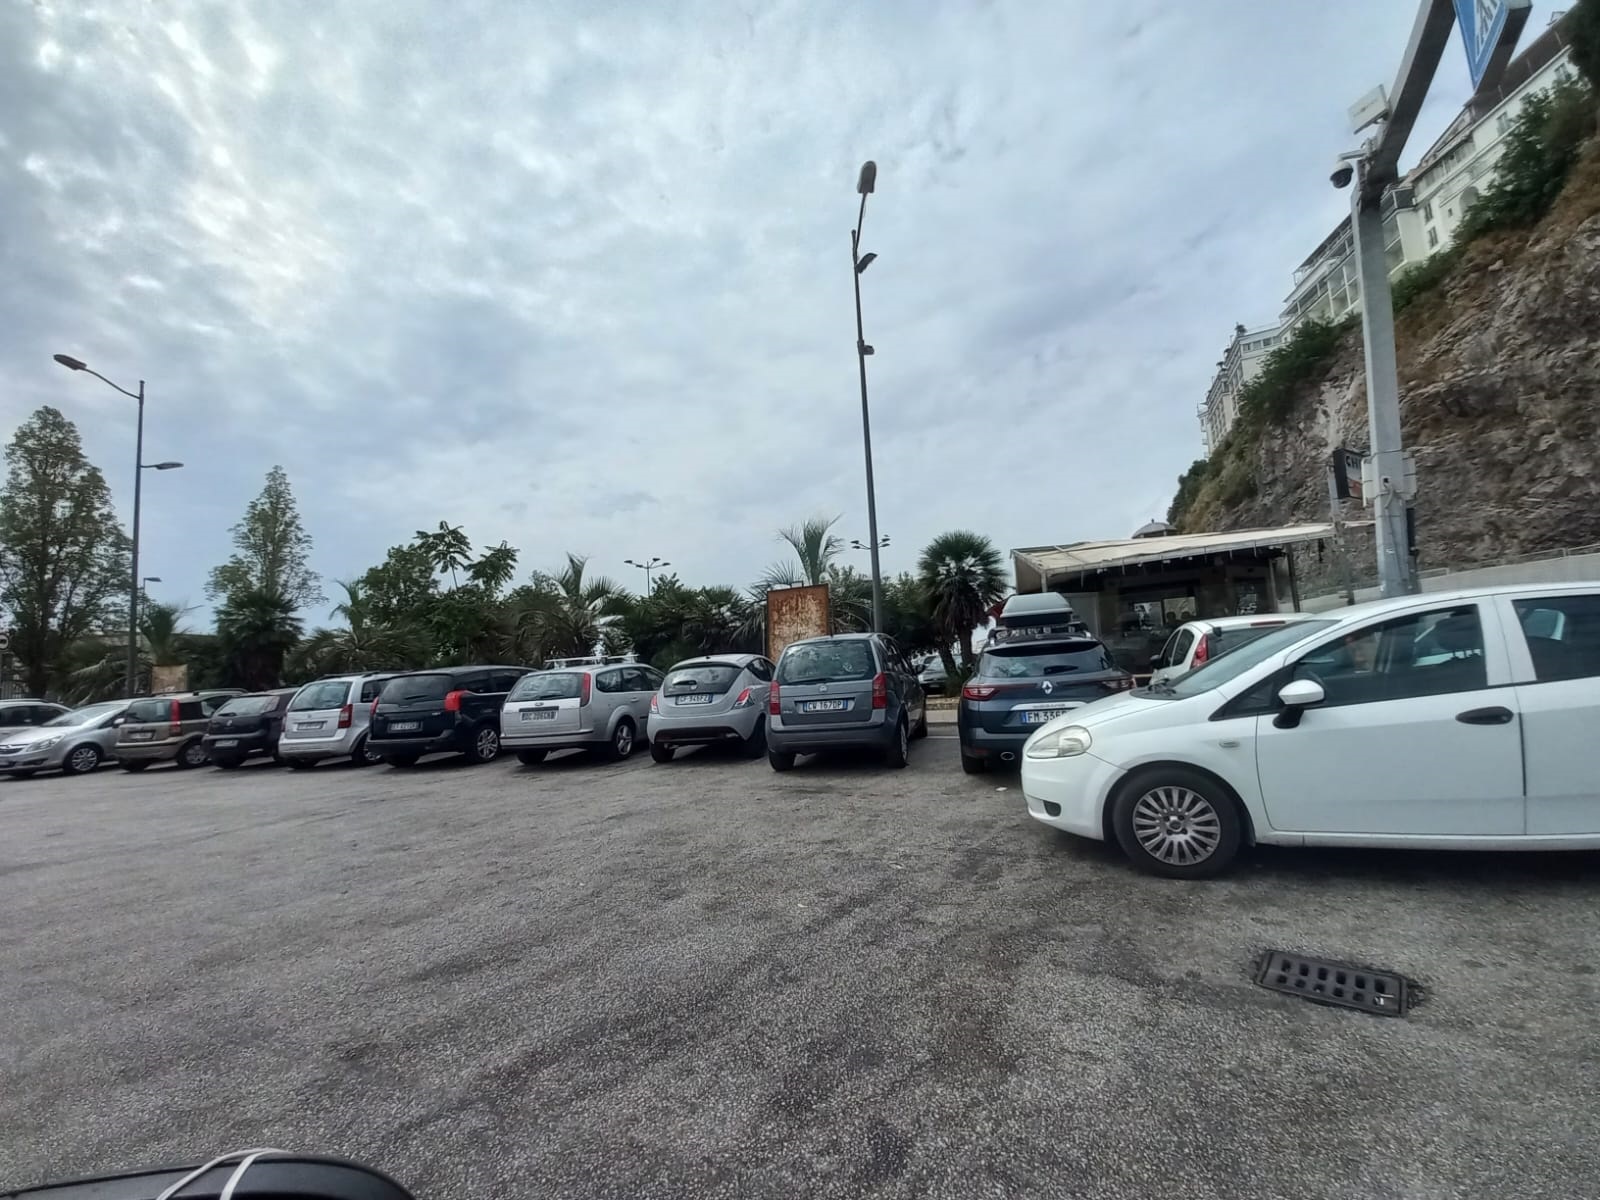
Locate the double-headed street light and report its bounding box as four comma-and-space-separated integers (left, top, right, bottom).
53, 354, 184, 697
625, 556, 671, 594
851, 159, 886, 633
850, 535, 890, 552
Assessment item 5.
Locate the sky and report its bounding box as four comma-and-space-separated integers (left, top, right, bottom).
0, 0, 1557, 623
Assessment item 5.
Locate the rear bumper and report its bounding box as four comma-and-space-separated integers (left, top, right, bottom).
501, 725, 601, 750
278, 727, 364, 761
369, 731, 466, 758
650, 709, 759, 746
768, 712, 892, 755
202, 732, 272, 757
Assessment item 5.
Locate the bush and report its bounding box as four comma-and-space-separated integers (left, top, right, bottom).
1458, 77, 1597, 239
1571, 0, 1600, 93
1390, 246, 1463, 312
1166, 459, 1211, 527
1234, 317, 1349, 429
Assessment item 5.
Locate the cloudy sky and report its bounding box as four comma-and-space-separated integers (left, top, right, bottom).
0, 0, 1554, 620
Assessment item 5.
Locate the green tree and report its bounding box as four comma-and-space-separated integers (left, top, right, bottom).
1458, 77, 1597, 238
1569, 0, 1600, 93
64, 601, 194, 702
521, 553, 628, 658
917, 530, 1006, 671
207, 466, 323, 608
414, 521, 473, 589
217, 588, 303, 690
881, 573, 939, 657
762, 515, 844, 588
293, 580, 428, 677
0, 406, 130, 696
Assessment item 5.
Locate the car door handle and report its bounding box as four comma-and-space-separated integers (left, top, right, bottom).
1456, 706, 1514, 725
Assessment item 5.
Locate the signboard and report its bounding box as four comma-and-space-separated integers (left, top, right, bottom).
1331, 447, 1366, 503
765, 585, 830, 662
1454, 0, 1511, 89
150, 663, 188, 694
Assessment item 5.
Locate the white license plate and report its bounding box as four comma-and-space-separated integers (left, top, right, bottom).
296, 721, 326, 731
388, 721, 420, 732
213, 739, 239, 748
1021, 708, 1071, 725
521, 709, 557, 721
126, 730, 155, 741
675, 694, 714, 705
801, 699, 849, 713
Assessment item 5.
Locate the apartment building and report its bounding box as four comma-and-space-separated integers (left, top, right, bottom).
1199, 322, 1284, 450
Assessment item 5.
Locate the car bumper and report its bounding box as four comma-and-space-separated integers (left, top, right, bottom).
203, 733, 271, 757
501, 725, 600, 749
649, 710, 759, 746
278, 728, 364, 761
369, 732, 465, 758
768, 713, 891, 754
0, 746, 67, 770
1020, 750, 1125, 840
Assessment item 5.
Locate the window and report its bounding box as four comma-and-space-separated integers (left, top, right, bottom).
358, 678, 389, 703
747, 659, 773, 682
216, 696, 278, 717
509, 673, 582, 701
777, 639, 876, 684
977, 640, 1112, 679
1171, 629, 1196, 664
620, 667, 653, 693
594, 670, 625, 694
1422, 201, 1433, 221
488, 670, 526, 694
43, 702, 124, 728
640, 667, 664, 690
200, 694, 233, 715
1428, 227, 1439, 248
293, 680, 352, 711
1291, 606, 1487, 706
1496, 112, 1512, 136
380, 674, 452, 703
1513, 594, 1600, 682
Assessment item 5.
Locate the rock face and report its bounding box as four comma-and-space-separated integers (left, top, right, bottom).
1185, 148, 1600, 596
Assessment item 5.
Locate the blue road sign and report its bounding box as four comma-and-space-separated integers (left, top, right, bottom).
1454, 0, 1511, 88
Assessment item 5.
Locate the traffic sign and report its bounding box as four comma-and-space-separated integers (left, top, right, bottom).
1454, 0, 1513, 89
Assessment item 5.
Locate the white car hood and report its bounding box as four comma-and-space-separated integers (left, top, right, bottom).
1025, 687, 1220, 746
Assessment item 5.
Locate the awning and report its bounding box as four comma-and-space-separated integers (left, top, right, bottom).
1013, 523, 1342, 586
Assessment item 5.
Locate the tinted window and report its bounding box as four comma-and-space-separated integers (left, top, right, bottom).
1171, 629, 1196, 664
292, 680, 352, 711
594, 670, 625, 694
665, 664, 742, 694
453, 673, 489, 693
216, 696, 277, 717
747, 659, 773, 682
1514, 594, 1600, 682
1212, 624, 1292, 654
45, 702, 125, 728
1292, 606, 1487, 705
381, 674, 452, 703
358, 678, 390, 703
200, 695, 233, 715
978, 640, 1113, 679
126, 698, 173, 723
777, 640, 876, 684
1166, 620, 1336, 698
509, 673, 582, 701
488, 670, 526, 694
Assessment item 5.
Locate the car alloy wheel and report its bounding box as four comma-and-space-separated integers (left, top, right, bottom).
65, 744, 101, 775
613, 722, 635, 759
178, 741, 208, 769
473, 727, 500, 763
1130, 785, 1222, 867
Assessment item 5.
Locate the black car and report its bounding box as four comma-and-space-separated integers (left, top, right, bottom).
202, 689, 300, 768
958, 594, 1131, 773
368, 665, 531, 767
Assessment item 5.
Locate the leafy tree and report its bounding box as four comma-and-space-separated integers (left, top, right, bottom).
358, 542, 439, 627
293, 580, 428, 677
521, 553, 629, 659
881, 573, 939, 657
207, 466, 323, 608
1567, 0, 1600, 94
917, 530, 1006, 671
217, 588, 303, 690
1457, 77, 1596, 239
0, 406, 130, 696
1167, 459, 1211, 528
414, 521, 473, 589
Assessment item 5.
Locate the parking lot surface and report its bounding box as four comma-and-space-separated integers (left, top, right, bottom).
3, 737, 1600, 1199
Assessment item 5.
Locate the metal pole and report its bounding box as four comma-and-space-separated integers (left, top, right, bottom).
1349, 182, 1417, 597
1325, 463, 1358, 606
128, 381, 144, 698
851, 222, 885, 634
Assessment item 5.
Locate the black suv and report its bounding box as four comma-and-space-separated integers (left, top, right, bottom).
369, 665, 531, 767
957, 594, 1132, 773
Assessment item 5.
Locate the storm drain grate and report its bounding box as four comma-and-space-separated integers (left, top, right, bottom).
1254, 950, 1411, 1017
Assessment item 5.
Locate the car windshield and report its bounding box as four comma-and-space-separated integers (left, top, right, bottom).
665, 664, 741, 693
777, 641, 876, 684
979, 640, 1112, 677
380, 674, 453, 703
44, 701, 124, 728
291, 680, 352, 711
508, 673, 583, 701
216, 696, 278, 717
1165, 620, 1337, 697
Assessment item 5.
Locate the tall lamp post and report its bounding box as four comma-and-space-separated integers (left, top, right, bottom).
624, 556, 670, 594
851, 159, 886, 633
53, 354, 183, 697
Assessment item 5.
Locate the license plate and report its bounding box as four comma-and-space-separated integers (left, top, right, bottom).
296, 721, 326, 731
801, 699, 849, 713
213, 739, 239, 748
675, 694, 714, 705
1022, 707, 1071, 725
126, 730, 155, 741
520, 709, 557, 721
388, 721, 420, 732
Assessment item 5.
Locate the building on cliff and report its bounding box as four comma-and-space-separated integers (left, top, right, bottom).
1199, 322, 1285, 451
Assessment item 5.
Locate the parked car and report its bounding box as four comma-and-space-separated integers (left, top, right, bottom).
368, 666, 530, 766
958, 593, 1133, 774
0, 699, 72, 735
114, 690, 246, 771
278, 673, 394, 769
766, 633, 926, 772
202, 688, 299, 768
0, 700, 129, 778
646, 654, 774, 763
917, 658, 950, 696
1020, 583, 1600, 879
501, 661, 665, 764
1148, 613, 1320, 686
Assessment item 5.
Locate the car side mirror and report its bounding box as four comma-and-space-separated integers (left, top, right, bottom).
1272, 678, 1326, 729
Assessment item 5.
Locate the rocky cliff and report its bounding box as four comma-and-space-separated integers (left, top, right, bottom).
1177, 141, 1600, 595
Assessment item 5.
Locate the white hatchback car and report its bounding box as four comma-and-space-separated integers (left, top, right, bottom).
1148, 613, 1320, 686
1021, 583, 1600, 878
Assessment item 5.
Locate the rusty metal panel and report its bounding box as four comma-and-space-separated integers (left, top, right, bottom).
766, 585, 831, 661
150, 664, 189, 693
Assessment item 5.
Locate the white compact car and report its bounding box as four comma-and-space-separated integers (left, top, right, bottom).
1021, 583, 1600, 878
1148, 613, 1320, 686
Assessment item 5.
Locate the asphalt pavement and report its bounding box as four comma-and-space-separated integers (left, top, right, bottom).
3, 734, 1599, 1199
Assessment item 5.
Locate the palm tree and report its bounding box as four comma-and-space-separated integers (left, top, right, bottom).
217, 588, 303, 690
762, 515, 843, 589
917, 530, 1006, 670
521, 554, 629, 659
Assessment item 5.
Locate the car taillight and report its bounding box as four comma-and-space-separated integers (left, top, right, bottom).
650, 693, 660, 714
579, 674, 592, 707
338, 703, 353, 729
169, 698, 181, 737
963, 684, 999, 701
768, 681, 781, 715
871, 672, 887, 709
370, 697, 380, 720
1192, 635, 1211, 667
732, 686, 754, 708
444, 690, 465, 713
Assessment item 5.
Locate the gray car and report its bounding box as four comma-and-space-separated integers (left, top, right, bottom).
647, 653, 774, 763
766, 633, 927, 772
278, 673, 394, 768
0, 699, 72, 737
0, 700, 129, 778
500, 662, 665, 764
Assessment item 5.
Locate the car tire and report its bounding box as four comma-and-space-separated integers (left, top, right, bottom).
347, 736, 376, 768
516, 749, 548, 766
741, 717, 768, 758
212, 757, 243, 770
175, 740, 208, 769
62, 743, 102, 775
468, 725, 501, 764
286, 758, 317, 770
119, 760, 151, 773
768, 748, 796, 772
960, 749, 987, 775
387, 755, 420, 768
607, 719, 637, 762
650, 741, 675, 764
883, 717, 909, 769
1110, 767, 1243, 879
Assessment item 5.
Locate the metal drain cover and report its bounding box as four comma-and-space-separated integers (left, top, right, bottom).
1254, 950, 1411, 1017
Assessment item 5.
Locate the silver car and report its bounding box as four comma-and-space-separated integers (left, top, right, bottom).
0, 700, 129, 778
501, 662, 665, 764
278, 673, 394, 769
647, 654, 774, 763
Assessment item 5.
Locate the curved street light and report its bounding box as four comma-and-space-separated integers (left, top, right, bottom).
852, 159, 885, 632
624, 556, 671, 594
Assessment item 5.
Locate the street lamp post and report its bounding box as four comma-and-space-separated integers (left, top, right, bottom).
53, 354, 183, 698
624, 556, 670, 594
851, 159, 886, 634
850, 536, 890, 552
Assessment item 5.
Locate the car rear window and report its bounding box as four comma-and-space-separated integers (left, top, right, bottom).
978, 640, 1113, 678
126, 698, 176, 722
777, 640, 877, 684
508, 672, 583, 701
216, 696, 277, 717
664, 664, 740, 694
380, 674, 453, 703
291, 680, 351, 711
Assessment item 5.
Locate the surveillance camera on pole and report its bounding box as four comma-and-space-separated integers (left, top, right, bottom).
1330, 159, 1355, 190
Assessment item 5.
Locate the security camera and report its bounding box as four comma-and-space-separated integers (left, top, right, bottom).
1330, 160, 1355, 190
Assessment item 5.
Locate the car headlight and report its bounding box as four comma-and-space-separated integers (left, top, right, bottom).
33, 735, 63, 750
1025, 724, 1092, 760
